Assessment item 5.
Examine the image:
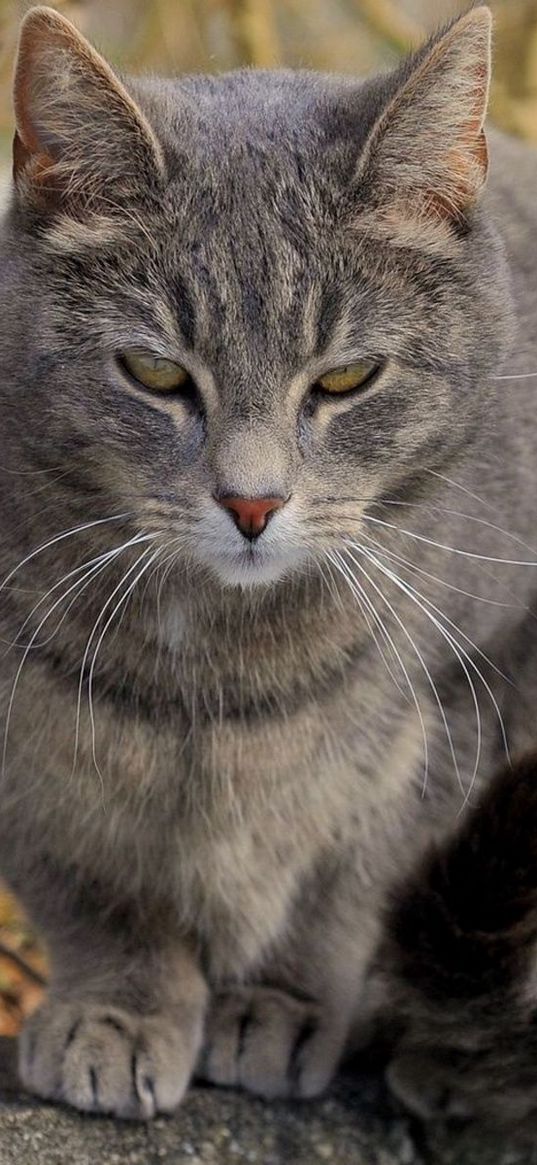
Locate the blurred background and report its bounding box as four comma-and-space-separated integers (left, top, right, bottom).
0, 0, 535, 1033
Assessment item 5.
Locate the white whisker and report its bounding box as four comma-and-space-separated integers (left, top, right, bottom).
370, 499, 537, 560
328, 549, 431, 793
1, 535, 148, 780
355, 537, 515, 686
3, 538, 150, 653
354, 545, 482, 804
317, 484, 537, 563
492, 372, 537, 380
353, 544, 511, 808
425, 468, 501, 514
326, 551, 410, 704
342, 545, 465, 798
360, 529, 518, 611
86, 547, 161, 795
0, 513, 131, 594
70, 538, 158, 787
361, 513, 537, 566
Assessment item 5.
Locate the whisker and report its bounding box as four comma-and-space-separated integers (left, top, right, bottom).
369, 500, 537, 560
0, 513, 132, 594
86, 547, 161, 795
329, 549, 432, 794
2, 537, 151, 653
153, 536, 189, 630
316, 498, 537, 562
70, 539, 158, 786
492, 372, 537, 380
309, 493, 537, 566
353, 545, 482, 804
359, 530, 520, 611
341, 545, 464, 798
317, 556, 346, 614
424, 468, 501, 514
156, 537, 188, 597
312, 510, 536, 616
361, 543, 513, 739
361, 513, 537, 566
325, 550, 411, 705
1, 535, 148, 780
9, 554, 123, 654
357, 535, 522, 669
353, 544, 511, 807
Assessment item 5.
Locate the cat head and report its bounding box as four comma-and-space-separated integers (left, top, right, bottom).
2, 5, 511, 589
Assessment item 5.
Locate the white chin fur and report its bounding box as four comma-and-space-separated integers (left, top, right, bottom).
194, 504, 309, 588
203, 548, 306, 589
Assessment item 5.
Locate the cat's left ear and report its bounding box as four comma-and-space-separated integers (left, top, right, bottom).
12, 5, 165, 211
355, 6, 492, 239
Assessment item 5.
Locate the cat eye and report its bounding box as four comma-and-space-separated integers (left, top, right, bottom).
119, 350, 191, 393
316, 360, 380, 396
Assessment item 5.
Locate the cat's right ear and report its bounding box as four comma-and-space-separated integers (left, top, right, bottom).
353, 6, 492, 247
12, 6, 165, 212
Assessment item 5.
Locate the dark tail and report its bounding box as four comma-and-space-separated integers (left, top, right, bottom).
385, 753, 537, 1130
393, 752, 537, 1001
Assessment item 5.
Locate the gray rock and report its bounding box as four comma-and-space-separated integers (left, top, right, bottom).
0, 1039, 534, 1165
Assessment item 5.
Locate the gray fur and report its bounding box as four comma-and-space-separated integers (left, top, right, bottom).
0, 4, 536, 1122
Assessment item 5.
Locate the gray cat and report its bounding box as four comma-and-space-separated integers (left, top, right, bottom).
1, 2, 536, 1130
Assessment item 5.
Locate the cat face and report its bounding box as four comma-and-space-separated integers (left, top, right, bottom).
3, 7, 510, 590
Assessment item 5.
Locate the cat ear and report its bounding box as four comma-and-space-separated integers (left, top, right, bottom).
356, 6, 492, 239
12, 6, 165, 210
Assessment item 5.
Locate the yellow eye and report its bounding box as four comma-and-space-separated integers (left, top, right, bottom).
120, 350, 190, 393
317, 360, 379, 395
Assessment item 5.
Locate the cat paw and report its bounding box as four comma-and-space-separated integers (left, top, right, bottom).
19, 999, 198, 1118
198, 985, 343, 1100
386, 1050, 473, 1121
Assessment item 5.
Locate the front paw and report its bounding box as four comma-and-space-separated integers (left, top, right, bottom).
19, 999, 198, 1119
198, 985, 344, 1100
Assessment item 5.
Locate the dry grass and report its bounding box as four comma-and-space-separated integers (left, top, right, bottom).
0, 887, 46, 1035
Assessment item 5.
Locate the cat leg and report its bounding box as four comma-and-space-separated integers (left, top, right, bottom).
14, 866, 207, 1118
199, 867, 379, 1100
383, 752, 537, 1134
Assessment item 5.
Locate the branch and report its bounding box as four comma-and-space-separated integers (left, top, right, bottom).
225, 0, 280, 67
351, 0, 423, 55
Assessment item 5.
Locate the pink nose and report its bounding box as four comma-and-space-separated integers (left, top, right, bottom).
218, 495, 286, 539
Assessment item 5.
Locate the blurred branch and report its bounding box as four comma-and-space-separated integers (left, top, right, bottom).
351, 0, 423, 53
224, 0, 280, 66
491, 0, 537, 142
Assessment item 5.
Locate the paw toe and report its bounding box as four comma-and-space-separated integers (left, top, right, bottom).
19, 1001, 193, 1119
200, 986, 340, 1101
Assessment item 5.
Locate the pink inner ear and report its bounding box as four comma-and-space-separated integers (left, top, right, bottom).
431, 124, 488, 221
11, 6, 165, 204
13, 53, 41, 158
12, 130, 29, 178
12, 15, 63, 182
12, 127, 56, 189
430, 43, 491, 218
358, 9, 492, 231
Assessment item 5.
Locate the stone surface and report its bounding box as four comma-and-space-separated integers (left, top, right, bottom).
0, 1038, 535, 1165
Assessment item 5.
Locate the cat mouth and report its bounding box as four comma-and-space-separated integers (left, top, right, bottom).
196, 538, 309, 589
192, 502, 310, 588
209, 543, 292, 587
